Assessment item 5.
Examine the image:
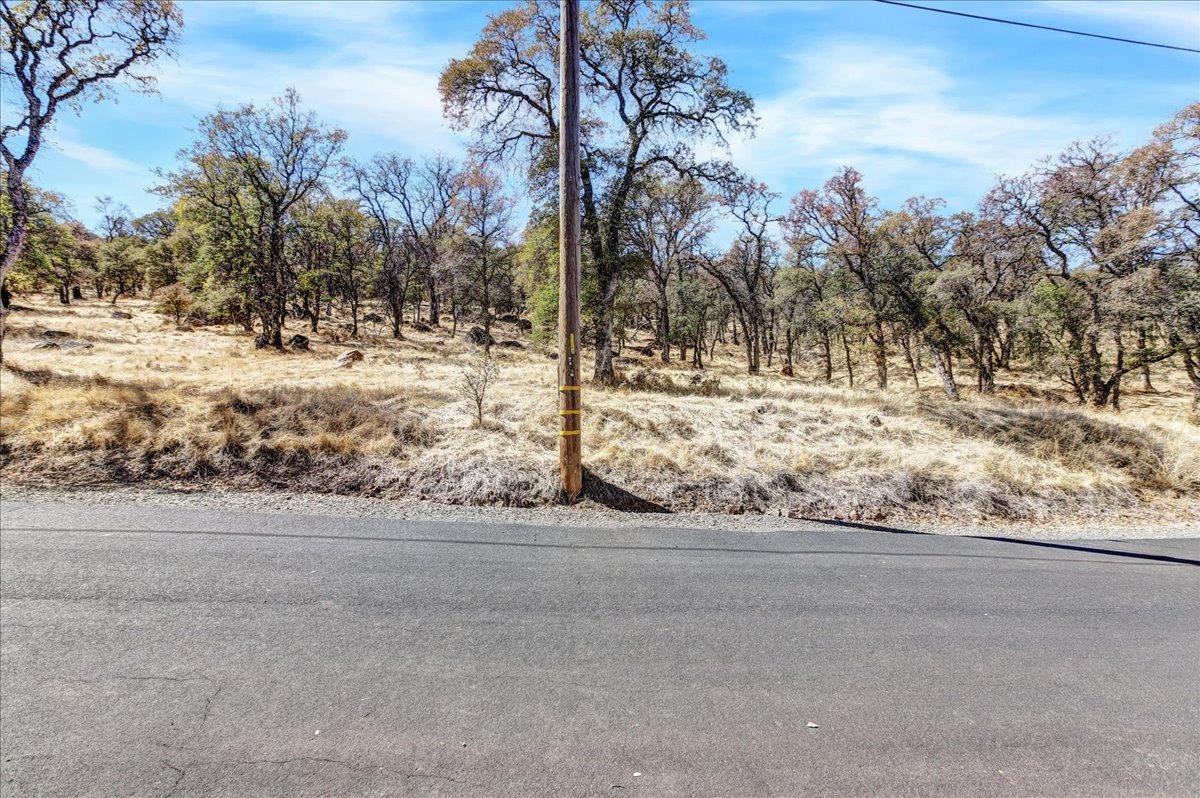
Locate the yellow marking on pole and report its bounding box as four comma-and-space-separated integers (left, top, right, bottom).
559, 409, 581, 416
569, 333, 575, 352
559, 385, 581, 392
559, 429, 581, 437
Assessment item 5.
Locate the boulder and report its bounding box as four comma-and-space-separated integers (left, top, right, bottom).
40, 329, 72, 339
495, 313, 520, 324
465, 326, 495, 346
517, 319, 533, 332
287, 334, 310, 351
362, 312, 384, 324
334, 349, 364, 369
497, 339, 523, 349
111, 310, 133, 320
411, 322, 432, 333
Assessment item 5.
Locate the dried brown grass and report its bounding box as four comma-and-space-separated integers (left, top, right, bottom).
2, 296, 1197, 522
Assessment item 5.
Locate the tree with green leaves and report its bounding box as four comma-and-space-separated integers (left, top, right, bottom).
163, 89, 346, 348
627, 170, 712, 363
990, 135, 1195, 408
346, 154, 460, 333
1, 0, 181, 310
97, 235, 145, 303
319, 198, 378, 338
441, 0, 754, 383
701, 178, 778, 374
454, 164, 515, 352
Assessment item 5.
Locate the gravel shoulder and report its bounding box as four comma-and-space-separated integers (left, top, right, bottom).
3, 482, 1196, 541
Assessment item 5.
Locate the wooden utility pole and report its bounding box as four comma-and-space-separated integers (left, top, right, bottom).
558, 0, 583, 499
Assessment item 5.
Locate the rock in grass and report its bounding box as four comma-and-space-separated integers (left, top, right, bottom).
362, 312, 384, 324
111, 310, 133, 319
334, 349, 364, 368
497, 339, 523, 349
410, 322, 432, 333
288, 334, 311, 351
40, 329, 72, 339
30, 340, 60, 350
465, 326, 494, 347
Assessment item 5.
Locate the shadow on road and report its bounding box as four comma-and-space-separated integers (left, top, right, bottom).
800, 518, 1200, 567
2, 524, 1194, 567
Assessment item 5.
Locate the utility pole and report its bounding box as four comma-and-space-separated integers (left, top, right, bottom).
558, 0, 582, 500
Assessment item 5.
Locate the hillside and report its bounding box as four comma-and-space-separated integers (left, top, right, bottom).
1, 296, 1198, 525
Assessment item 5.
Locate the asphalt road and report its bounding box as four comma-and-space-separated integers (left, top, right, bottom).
1, 500, 1198, 797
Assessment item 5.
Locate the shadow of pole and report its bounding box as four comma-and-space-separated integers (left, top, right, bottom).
800, 517, 1200, 566
574, 468, 671, 514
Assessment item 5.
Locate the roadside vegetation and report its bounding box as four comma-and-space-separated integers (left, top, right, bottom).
1, 1, 1197, 524
2, 297, 1197, 522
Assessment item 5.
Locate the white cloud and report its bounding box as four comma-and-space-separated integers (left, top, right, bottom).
1036, 1, 1200, 45
728, 40, 1112, 204
159, 0, 467, 156
51, 136, 144, 174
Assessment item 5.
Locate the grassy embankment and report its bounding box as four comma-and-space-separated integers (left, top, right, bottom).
2, 296, 1197, 523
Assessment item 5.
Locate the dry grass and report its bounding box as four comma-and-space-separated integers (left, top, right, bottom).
2, 296, 1198, 522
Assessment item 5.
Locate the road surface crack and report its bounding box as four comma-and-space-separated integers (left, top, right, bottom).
160, 759, 186, 798
198, 682, 224, 729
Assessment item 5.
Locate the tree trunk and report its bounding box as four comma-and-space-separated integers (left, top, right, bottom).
899, 332, 919, 390
737, 312, 759, 374
927, 339, 959, 400
842, 331, 854, 388
427, 276, 440, 325
781, 326, 794, 377
1182, 350, 1200, 418
658, 286, 670, 363
871, 320, 887, 389
482, 272, 492, 354
820, 331, 833, 383
1138, 329, 1154, 391
0, 171, 31, 298
592, 266, 619, 384
1090, 334, 1126, 409
977, 338, 995, 395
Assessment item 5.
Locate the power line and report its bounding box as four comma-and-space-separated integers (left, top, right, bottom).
872, 0, 1200, 54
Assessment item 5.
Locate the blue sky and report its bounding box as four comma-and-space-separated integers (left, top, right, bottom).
14, 0, 1200, 230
